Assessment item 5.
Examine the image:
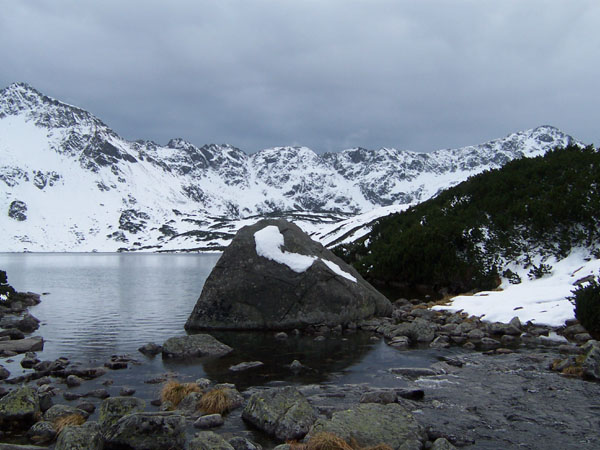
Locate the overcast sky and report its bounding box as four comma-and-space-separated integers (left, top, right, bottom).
1, 1, 598, 153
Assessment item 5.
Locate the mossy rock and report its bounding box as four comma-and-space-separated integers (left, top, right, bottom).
0, 386, 41, 430
55, 421, 102, 450
98, 396, 146, 429
188, 431, 235, 450
309, 403, 426, 450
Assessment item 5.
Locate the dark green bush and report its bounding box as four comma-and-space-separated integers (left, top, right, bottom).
571, 278, 600, 337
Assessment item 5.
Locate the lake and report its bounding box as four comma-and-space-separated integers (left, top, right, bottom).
0, 253, 449, 390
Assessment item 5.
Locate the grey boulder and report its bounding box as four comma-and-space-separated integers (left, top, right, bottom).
102, 412, 186, 450
162, 334, 233, 358
185, 219, 391, 331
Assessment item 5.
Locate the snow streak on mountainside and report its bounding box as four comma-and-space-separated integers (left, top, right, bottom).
0, 82, 579, 252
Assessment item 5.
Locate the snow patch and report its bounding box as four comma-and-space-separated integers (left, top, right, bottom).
254, 225, 357, 282
433, 250, 600, 326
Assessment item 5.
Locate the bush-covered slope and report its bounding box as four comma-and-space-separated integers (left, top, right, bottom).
335, 144, 600, 296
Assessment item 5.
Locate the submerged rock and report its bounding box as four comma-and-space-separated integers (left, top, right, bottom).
185, 219, 391, 331
162, 334, 233, 358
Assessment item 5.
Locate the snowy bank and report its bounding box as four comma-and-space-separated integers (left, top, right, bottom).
433, 250, 600, 327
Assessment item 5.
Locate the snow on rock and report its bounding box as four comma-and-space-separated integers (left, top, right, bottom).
255, 225, 356, 282
433, 250, 600, 326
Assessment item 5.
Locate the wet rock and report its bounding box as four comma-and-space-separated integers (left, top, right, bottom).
430, 335, 450, 349
83, 389, 109, 399
228, 436, 263, 450
431, 437, 457, 449
27, 420, 56, 444
63, 392, 83, 401
188, 431, 234, 450
229, 361, 264, 372
20, 352, 40, 369
390, 367, 438, 377
390, 335, 410, 349
185, 219, 391, 331
242, 386, 317, 441
15, 313, 40, 333
0, 328, 25, 340
98, 396, 146, 429
480, 337, 501, 350
467, 328, 485, 342
119, 387, 136, 396
309, 403, 425, 450
76, 402, 96, 414
274, 332, 288, 340
397, 387, 425, 401
0, 365, 9, 380
162, 334, 233, 358
288, 360, 304, 372
102, 412, 186, 450
574, 333, 593, 343
0, 337, 43, 354
176, 392, 203, 416
55, 421, 102, 450
0, 386, 40, 430
66, 375, 84, 387
138, 342, 162, 356
193, 413, 224, 429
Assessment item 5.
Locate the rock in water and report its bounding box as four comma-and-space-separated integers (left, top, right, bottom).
185, 219, 391, 330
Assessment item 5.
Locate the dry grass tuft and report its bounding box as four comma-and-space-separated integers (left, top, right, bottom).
561, 365, 584, 377
198, 387, 235, 415
160, 380, 202, 408
53, 413, 86, 434
306, 432, 354, 450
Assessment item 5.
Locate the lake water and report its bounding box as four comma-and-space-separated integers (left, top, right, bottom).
0, 253, 450, 391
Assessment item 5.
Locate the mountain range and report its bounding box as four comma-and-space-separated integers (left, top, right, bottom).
0, 82, 579, 252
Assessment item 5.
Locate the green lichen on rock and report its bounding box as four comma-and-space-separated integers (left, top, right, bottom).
242, 386, 316, 441
98, 396, 146, 429
309, 403, 426, 450
0, 386, 40, 430
55, 421, 103, 450
188, 431, 235, 450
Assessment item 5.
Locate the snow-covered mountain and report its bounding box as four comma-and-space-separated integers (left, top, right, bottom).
0, 82, 579, 252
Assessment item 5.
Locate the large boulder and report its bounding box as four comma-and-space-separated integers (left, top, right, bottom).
185, 219, 392, 330
242, 386, 316, 441
0, 386, 40, 431
308, 403, 426, 450
55, 421, 103, 450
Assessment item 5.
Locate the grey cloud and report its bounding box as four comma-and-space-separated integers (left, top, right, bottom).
1, 0, 598, 153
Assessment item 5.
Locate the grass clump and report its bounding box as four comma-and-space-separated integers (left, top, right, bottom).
160, 380, 202, 408
288, 432, 393, 450
198, 387, 236, 415
53, 413, 86, 434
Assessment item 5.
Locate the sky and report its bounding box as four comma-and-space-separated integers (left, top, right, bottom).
1, 1, 598, 154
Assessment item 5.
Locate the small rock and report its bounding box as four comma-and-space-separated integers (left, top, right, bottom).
66, 374, 84, 387
229, 361, 264, 372
289, 360, 304, 372
479, 337, 501, 350
188, 431, 235, 450
390, 335, 410, 349
55, 420, 103, 450
360, 389, 397, 404
44, 403, 89, 422
76, 402, 96, 414
193, 413, 224, 429
0, 365, 10, 380
138, 342, 162, 356
20, 352, 40, 369
99, 396, 146, 429
102, 412, 186, 450
274, 332, 288, 340
162, 334, 233, 359
431, 437, 457, 449
574, 333, 593, 343
396, 387, 425, 400
120, 387, 136, 396
390, 367, 438, 377
228, 436, 263, 450
27, 420, 56, 444
84, 388, 110, 399
430, 335, 450, 349
63, 391, 83, 401
314, 335, 326, 342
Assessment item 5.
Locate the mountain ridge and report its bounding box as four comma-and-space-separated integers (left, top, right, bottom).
0, 82, 581, 252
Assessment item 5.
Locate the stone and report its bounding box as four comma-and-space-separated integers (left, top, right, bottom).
390, 367, 438, 377
0, 365, 9, 380
119, 387, 136, 396
76, 402, 96, 414
193, 413, 224, 428
44, 404, 89, 422
138, 342, 162, 356
397, 388, 425, 400
55, 421, 103, 450
359, 389, 397, 404
390, 336, 410, 349
0, 337, 43, 354
480, 337, 501, 350
20, 352, 40, 369
102, 412, 186, 450
15, 314, 40, 333
582, 343, 600, 380
27, 420, 56, 444
185, 219, 392, 331
162, 334, 233, 358
0, 386, 40, 430
84, 389, 109, 399
228, 436, 263, 450
229, 361, 264, 372
467, 328, 485, 342
242, 386, 317, 441
98, 396, 146, 429
289, 360, 304, 372
430, 335, 450, 349
66, 374, 84, 387
188, 431, 235, 450
274, 332, 288, 340
309, 403, 425, 450
431, 437, 458, 449
63, 392, 83, 401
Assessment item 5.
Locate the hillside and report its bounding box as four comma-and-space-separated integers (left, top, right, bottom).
0, 82, 579, 252
335, 144, 600, 298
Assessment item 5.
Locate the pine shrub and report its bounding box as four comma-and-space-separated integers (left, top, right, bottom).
571, 277, 600, 337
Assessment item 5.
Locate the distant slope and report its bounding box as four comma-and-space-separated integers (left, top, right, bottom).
335, 144, 600, 296
0, 82, 580, 252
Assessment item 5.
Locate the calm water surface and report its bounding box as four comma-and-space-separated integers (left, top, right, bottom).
0, 253, 450, 390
